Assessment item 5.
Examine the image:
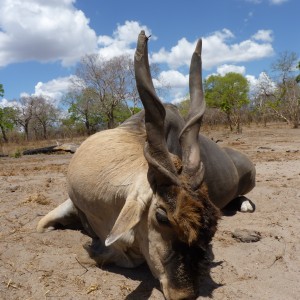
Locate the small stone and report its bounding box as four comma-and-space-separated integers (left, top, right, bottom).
232, 229, 261, 243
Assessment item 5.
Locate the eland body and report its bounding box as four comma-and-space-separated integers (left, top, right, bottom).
37, 31, 255, 300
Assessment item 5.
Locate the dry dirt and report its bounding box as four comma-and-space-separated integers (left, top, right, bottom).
0, 124, 299, 300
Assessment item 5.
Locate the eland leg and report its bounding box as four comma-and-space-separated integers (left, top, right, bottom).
37, 198, 79, 232
223, 147, 256, 213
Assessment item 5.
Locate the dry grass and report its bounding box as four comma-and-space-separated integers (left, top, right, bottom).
22, 192, 51, 205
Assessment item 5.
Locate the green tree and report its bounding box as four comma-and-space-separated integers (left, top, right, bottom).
110, 103, 141, 126
177, 96, 190, 119
204, 72, 250, 132
0, 106, 17, 142
64, 88, 104, 135
0, 84, 4, 97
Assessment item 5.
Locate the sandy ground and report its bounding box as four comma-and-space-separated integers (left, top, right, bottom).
0, 124, 299, 300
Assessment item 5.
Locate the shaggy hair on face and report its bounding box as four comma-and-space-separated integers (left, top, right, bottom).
161, 185, 220, 246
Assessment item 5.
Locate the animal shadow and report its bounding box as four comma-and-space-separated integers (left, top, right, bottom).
103, 259, 221, 299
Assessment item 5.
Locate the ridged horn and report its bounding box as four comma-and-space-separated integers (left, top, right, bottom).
134, 30, 180, 187
179, 39, 205, 189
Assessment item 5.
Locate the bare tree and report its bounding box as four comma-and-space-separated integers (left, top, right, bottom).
16, 96, 35, 140
270, 52, 300, 128
32, 96, 60, 139
70, 53, 166, 129
252, 72, 276, 126
70, 54, 136, 128
16, 95, 59, 140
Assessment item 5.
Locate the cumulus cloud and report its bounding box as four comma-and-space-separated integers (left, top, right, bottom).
151, 28, 274, 70
152, 70, 189, 103
97, 21, 154, 60
0, 4, 276, 105
252, 30, 273, 42
0, 98, 20, 108
33, 76, 75, 106
0, 0, 98, 67
247, 72, 276, 95
217, 64, 246, 76
152, 37, 197, 69
203, 29, 274, 69
156, 70, 188, 88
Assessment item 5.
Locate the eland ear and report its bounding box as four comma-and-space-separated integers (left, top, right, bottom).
105, 200, 145, 246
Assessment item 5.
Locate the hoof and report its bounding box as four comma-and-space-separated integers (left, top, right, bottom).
239, 197, 255, 213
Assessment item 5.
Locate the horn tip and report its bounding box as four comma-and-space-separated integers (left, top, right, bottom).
136, 31, 148, 60
195, 39, 202, 55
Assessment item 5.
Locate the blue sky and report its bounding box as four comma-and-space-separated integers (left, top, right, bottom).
0, 0, 299, 106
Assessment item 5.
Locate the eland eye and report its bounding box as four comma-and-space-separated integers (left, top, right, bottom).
155, 207, 170, 225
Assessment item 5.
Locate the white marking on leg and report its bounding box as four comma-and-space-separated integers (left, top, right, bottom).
240, 200, 254, 212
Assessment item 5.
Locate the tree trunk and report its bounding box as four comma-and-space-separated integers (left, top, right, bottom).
0, 124, 8, 143
226, 113, 233, 131
24, 123, 30, 141
42, 124, 47, 139
292, 111, 299, 128
85, 116, 91, 135
235, 115, 242, 134
107, 111, 115, 129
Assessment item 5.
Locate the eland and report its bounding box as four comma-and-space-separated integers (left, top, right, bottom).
37, 31, 255, 300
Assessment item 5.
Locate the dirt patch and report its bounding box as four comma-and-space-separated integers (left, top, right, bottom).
0, 124, 299, 300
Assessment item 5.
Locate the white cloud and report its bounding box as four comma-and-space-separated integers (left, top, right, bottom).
252, 30, 273, 42
0, 98, 20, 108
97, 21, 154, 60
33, 76, 75, 106
156, 70, 188, 88
217, 64, 246, 76
153, 70, 189, 103
152, 37, 198, 69
0, 8, 276, 105
247, 72, 276, 95
151, 28, 274, 70
203, 29, 274, 69
0, 0, 98, 67
2, 76, 75, 107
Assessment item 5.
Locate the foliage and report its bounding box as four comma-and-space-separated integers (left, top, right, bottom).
13, 149, 22, 158
177, 96, 190, 119
64, 89, 104, 135
0, 106, 18, 142
112, 104, 141, 125
204, 72, 250, 132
